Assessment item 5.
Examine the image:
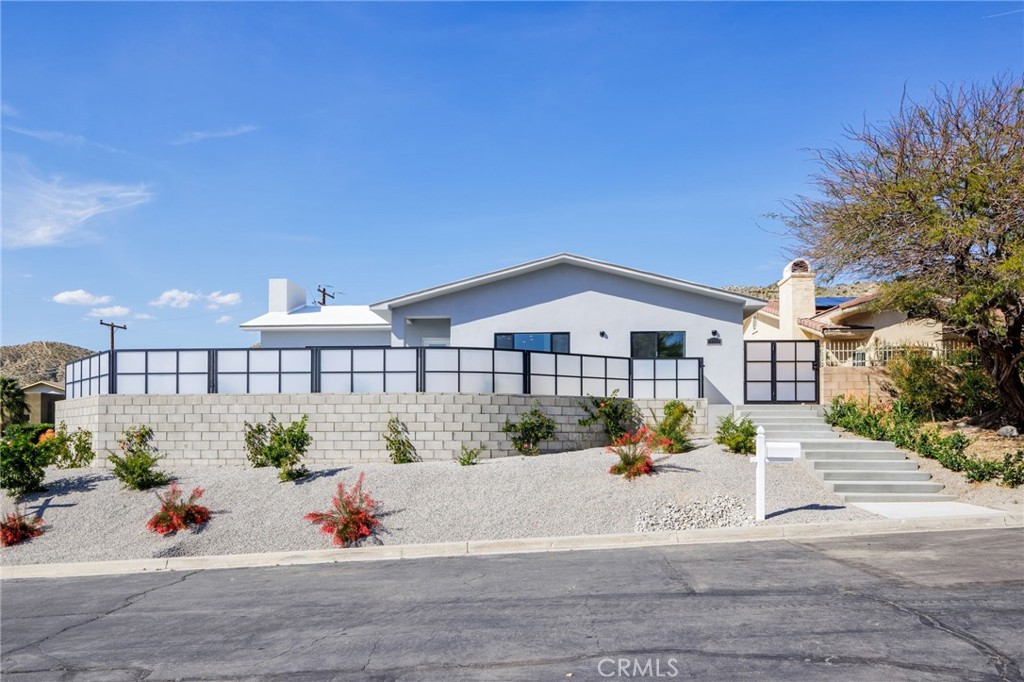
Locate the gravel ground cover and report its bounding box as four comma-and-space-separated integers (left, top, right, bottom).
4, 440, 877, 566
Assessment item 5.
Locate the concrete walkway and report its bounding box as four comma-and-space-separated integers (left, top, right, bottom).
3, 509, 1020, 580
852, 501, 1012, 519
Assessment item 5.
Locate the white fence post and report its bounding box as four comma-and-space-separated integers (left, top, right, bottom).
755, 425, 766, 522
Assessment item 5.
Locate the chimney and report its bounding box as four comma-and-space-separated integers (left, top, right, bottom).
777, 259, 816, 337
268, 279, 307, 313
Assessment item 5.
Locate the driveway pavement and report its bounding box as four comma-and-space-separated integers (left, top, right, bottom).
3, 528, 1022, 681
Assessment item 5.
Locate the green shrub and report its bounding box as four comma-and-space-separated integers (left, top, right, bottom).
714, 414, 756, 455
884, 348, 1000, 421
0, 431, 49, 498
650, 400, 696, 453
502, 403, 557, 456
243, 414, 312, 481
38, 422, 95, 469
999, 451, 1024, 488
383, 414, 419, 464
456, 444, 486, 466
108, 425, 169, 490
2, 423, 54, 443
963, 457, 1003, 483
578, 391, 642, 443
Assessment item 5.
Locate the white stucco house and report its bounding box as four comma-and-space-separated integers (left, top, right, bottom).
240, 254, 765, 404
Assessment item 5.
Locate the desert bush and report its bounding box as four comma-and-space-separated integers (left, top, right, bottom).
578, 391, 643, 443
714, 415, 757, 455
999, 451, 1024, 488
0, 431, 50, 498
383, 414, 419, 464
109, 425, 169, 490
502, 403, 557, 456
650, 400, 696, 453
456, 444, 485, 466
37, 422, 95, 469
306, 472, 379, 546
0, 510, 44, 546
243, 414, 312, 481
147, 484, 211, 535
607, 427, 668, 479
2, 423, 54, 442
885, 349, 1000, 421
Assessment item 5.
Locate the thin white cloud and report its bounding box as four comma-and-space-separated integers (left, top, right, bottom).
2, 103, 19, 118
215, 315, 233, 324
206, 291, 242, 309
171, 124, 259, 146
1, 162, 152, 249
149, 289, 202, 309
52, 289, 112, 306
149, 289, 242, 309
6, 125, 89, 146
88, 305, 130, 318
134, 313, 155, 320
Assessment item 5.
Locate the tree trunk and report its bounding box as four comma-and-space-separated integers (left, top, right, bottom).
974, 335, 1024, 428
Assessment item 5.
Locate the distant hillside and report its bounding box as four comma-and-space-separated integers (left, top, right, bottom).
0, 342, 94, 386
725, 281, 879, 301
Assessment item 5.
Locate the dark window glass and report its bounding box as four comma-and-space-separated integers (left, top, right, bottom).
658, 331, 686, 358
494, 333, 571, 354
631, 332, 657, 359
631, 331, 686, 358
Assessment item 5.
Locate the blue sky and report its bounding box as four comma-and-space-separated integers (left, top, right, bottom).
2, 2, 1021, 351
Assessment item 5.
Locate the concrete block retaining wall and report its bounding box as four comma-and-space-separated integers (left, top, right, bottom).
820, 367, 891, 405
56, 394, 708, 466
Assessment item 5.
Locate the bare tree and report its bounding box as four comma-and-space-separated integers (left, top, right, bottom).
779, 75, 1024, 425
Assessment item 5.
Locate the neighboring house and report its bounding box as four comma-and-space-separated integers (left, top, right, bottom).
241, 253, 765, 404
22, 381, 65, 423
743, 259, 955, 366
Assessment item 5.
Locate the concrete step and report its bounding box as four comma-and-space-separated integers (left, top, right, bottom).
740, 409, 824, 417
820, 470, 932, 482
803, 450, 908, 461
839, 492, 958, 503
811, 459, 920, 471
830, 481, 945, 494
802, 439, 897, 451
760, 430, 840, 440
749, 416, 830, 424
758, 423, 834, 432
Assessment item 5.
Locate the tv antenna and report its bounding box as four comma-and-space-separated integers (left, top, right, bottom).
99, 320, 127, 352
316, 285, 335, 306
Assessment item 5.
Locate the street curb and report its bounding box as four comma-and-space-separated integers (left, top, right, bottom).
3, 513, 1021, 580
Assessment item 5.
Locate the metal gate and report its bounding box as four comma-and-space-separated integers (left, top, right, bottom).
744, 340, 819, 404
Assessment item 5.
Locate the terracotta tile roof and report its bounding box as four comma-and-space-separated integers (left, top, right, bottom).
761, 300, 779, 316
837, 292, 880, 310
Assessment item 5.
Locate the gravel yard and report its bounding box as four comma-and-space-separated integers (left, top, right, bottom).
4, 440, 879, 566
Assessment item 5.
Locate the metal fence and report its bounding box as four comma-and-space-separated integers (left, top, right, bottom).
66, 347, 704, 400
820, 340, 974, 367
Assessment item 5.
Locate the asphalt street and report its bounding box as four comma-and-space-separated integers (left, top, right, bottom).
2, 528, 1022, 681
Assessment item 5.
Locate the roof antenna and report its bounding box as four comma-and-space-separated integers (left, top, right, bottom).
316, 285, 336, 306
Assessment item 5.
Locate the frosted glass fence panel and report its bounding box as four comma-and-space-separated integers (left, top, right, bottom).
66, 347, 703, 399
66, 352, 111, 398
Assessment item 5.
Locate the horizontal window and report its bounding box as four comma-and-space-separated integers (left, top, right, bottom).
495, 332, 570, 354
631, 331, 686, 359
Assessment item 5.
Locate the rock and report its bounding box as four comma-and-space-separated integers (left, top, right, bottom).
634, 495, 754, 533
996, 425, 1019, 438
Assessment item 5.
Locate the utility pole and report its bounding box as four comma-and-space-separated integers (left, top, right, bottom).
99, 320, 127, 352
316, 285, 335, 306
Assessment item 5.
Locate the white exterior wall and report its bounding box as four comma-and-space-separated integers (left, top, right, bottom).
388, 264, 746, 404
259, 329, 391, 348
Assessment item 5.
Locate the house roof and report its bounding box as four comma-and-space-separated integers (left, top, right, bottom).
370, 253, 766, 314
240, 305, 390, 332
21, 381, 65, 394
761, 300, 780, 316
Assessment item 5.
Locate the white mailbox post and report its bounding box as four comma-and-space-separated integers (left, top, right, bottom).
750, 425, 801, 522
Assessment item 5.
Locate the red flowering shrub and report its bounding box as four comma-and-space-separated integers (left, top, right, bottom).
607, 427, 669, 480
146, 484, 211, 535
306, 473, 379, 547
1, 511, 44, 546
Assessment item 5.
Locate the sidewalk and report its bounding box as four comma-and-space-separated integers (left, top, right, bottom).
4, 508, 1020, 580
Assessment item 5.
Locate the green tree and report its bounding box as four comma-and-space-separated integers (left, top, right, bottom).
779, 76, 1024, 426
0, 377, 29, 432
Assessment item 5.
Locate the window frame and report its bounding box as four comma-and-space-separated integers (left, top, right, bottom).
494, 332, 571, 354
630, 331, 687, 359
